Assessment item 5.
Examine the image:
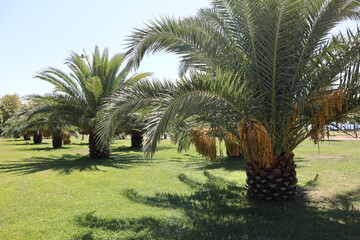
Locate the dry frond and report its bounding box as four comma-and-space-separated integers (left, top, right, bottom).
224, 132, 242, 157
63, 132, 71, 144
190, 128, 217, 160
311, 90, 346, 143
42, 131, 51, 138
238, 119, 273, 167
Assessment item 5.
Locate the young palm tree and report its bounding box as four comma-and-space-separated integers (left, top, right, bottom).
113, 113, 147, 148
30, 46, 151, 158
3, 108, 73, 148
100, 0, 360, 199
2, 104, 43, 144
22, 117, 76, 149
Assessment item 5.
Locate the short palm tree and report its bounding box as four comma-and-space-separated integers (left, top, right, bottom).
21, 116, 76, 149
101, 0, 360, 199
2, 104, 43, 143
30, 46, 151, 158
113, 113, 147, 148
3, 104, 74, 148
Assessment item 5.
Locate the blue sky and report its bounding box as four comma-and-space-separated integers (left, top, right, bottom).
0, 0, 357, 97
0, 0, 210, 97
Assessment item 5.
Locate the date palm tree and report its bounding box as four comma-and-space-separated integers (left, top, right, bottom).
99, 0, 360, 199
112, 113, 146, 148
21, 117, 76, 149
2, 106, 74, 148
2, 104, 43, 144
30, 46, 151, 158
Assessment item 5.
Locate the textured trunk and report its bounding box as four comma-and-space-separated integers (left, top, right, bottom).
33, 131, 43, 144
354, 123, 358, 138
63, 133, 71, 145
52, 134, 63, 148
225, 142, 243, 158
246, 153, 298, 200
89, 131, 109, 159
131, 130, 143, 148
226, 151, 243, 158
23, 134, 31, 141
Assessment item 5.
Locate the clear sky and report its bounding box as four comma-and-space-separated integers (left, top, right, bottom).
0, 0, 357, 97
0, 0, 210, 97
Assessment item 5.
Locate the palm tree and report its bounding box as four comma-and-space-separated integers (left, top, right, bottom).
22, 117, 76, 148
30, 46, 151, 158
2, 107, 74, 148
2, 104, 43, 144
112, 113, 146, 148
100, 0, 360, 199
0, 94, 21, 134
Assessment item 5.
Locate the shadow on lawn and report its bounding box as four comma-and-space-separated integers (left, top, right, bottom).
112, 146, 143, 153
112, 144, 174, 153
2, 141, 48, 146
71, 142, 90, 146
73, 172, 360, 240
0, 153, 148, 175
173, 156, 247, 172
197, 157, 246, 171
18, 146, 71, 151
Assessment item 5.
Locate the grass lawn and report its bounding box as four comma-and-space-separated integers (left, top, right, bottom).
0, 137, 359, 240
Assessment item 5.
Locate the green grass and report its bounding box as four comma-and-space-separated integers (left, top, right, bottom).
0, 137, 359, 239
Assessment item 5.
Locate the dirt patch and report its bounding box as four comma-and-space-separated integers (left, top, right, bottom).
306, 189, 335, 200
306, 154, 346, 160
71, 149, 88, 154
326, 135, 360, 140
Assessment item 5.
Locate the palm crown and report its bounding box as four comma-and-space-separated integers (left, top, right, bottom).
100, 0, 360, 199
30, 46, 151, 158
113, 0, 360, 156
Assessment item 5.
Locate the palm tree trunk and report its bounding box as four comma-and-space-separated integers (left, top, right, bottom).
225, 142, 243, 158
89, 130, 109, 159
63, 133, 71, 145
354, 123, 358, 138
131, 130, 143, 148
52, 134, 63, 148
23, 134, 31, 141
246, 153, 298, 200
226, 151, 243, 158
33, 131, 42, 144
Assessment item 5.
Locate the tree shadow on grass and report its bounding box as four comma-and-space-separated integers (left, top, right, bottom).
0, 138, 24, 143
324, 139, 345, 142
71, 142, 89, 146
112, 146, 143, 153
197, 157, 246, 171
2, 141, 48, 146
0, 153, 148, 175
156, 145, 177, 151
18, 146, 71, 151
73, 172, 360, 240
173, 156, 247, 171
193, 156, 306, 172
111, 145, 175, 153
293, 157, 308, 169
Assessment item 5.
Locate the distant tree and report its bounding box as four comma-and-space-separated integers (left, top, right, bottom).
2, 105, 43, 144
346, 111, 360, 138
0, 94, 21, 133
3, 107, 76, 147
114, 114, 146, 148
29, 46, 150, 158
